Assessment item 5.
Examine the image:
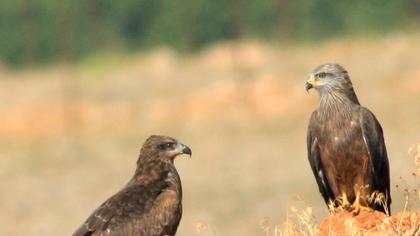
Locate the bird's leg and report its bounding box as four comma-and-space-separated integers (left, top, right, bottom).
351, 190, 372, 215
341, 193, 351, 210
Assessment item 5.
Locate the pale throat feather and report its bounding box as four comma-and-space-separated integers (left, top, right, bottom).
318, 91, 353, 120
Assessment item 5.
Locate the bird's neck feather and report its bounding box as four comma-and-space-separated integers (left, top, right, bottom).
129, 160, 180, 187
318, 91, 358, 119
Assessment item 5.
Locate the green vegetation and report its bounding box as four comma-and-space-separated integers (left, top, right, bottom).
0, 0, 419, 66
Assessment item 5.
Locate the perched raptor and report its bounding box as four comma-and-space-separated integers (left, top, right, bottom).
305, 63, 391, 214
73, 135, 192, 236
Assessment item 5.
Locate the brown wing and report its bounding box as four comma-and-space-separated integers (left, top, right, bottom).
307, 112, 335, 205
360, 107, 391, 213
73, 176, 181, 236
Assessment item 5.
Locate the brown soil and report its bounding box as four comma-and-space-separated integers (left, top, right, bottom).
319, 210, 420, 235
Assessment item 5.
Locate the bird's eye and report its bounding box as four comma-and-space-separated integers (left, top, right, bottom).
317, 72, 327, 78
159, 143, 174, 150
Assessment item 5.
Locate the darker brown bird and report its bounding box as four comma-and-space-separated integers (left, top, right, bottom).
73, 135, 192, 236
306, 63, 391, 214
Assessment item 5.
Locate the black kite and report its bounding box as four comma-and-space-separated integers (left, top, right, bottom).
305, 63, 391, 214
73, 135, 192, 236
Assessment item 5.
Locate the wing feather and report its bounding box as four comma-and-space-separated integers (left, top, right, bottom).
307, 113, 335, 205
73, 179, 169, 236
360, 107, 391, 213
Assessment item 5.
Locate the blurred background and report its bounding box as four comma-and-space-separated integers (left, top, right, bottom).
0, 0, 419, 235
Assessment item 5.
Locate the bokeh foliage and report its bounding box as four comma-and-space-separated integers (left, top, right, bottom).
0, 0, 418, 66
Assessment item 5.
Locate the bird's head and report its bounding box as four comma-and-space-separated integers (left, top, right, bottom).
305, 63, 353, 96
138, 135, 192, 165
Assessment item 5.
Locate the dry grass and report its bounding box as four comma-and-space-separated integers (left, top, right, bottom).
0, 33, 419, 235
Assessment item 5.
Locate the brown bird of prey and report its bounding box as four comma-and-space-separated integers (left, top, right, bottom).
73, 135, 192, 236
305, 63, 391, 214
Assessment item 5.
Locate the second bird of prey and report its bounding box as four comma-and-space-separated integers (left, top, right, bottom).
73, 135, 191, 236
305, 63, 390, 214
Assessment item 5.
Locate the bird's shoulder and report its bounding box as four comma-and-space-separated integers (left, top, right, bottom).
358, 106, 376, 117
308, 109, 319, 125
357, 106, 383, 128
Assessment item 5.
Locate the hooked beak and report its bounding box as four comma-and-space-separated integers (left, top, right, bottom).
305, 74, 316, 93
178, 143, 192, 157
305, 82, 313, 92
